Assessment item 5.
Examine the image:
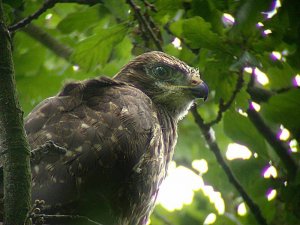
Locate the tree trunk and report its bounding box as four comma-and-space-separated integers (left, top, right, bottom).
0, 1, 32, 224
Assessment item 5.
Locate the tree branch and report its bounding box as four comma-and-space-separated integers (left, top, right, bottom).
191, 106, 268, 225
207, 70, 244, 126
22, 23, 73, 61
126, 0, 163, 51
9, 0, 57, 32
0, 1, 31, 223
246, 75, 298, 180
246, 107, 298, 180
247, 86, 273, 103
8, 0, 101, 32
141, 0, 158, 12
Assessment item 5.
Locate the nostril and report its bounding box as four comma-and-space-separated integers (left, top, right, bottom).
191, 79, 199, 85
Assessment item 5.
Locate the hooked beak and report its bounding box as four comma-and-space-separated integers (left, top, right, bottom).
189, 82, 209, 101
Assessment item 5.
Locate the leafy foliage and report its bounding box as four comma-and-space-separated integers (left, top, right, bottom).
4, 0, 300, 224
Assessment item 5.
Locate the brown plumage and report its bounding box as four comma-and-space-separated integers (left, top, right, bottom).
25, 51, 208, 225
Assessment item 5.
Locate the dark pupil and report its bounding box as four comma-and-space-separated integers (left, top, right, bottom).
154, 66, 167, 76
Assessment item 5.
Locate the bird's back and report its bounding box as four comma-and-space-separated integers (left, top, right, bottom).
25, 77, 176, 225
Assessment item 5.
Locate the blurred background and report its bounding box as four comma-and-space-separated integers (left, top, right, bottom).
4, 0, 300, 224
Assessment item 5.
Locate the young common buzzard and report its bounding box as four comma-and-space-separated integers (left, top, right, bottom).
25, 51, 208, 225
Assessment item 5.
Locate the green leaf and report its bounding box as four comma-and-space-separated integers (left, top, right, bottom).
230, 51, 261, 72
224, 109, 267, 157
262, 89, 300, 138
267, 63, 295, 89
169, 20, 183, 37
103, 0, 129, 20
181, 17, 222, 49
231, 0, 273, 36
170, 17, 223, 50
100, 37, 133, 76
235, 88, 251, 110
189, 0, 224, 35
71, 23, 128, 71
203, 58, 236, 102
154, 0, 182, 24
57, 5, 107, 34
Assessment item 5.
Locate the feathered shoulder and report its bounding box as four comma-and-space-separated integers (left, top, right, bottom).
58, 76, 126, 98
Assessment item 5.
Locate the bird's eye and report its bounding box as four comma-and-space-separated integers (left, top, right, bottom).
153, 66, 167, 76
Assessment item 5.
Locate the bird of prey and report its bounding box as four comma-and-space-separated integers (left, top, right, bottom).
25, 51, 208, 225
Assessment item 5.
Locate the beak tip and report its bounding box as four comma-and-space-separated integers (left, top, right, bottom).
190, 82, 209, 100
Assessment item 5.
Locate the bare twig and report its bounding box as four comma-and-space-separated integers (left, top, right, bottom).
9, 0, 57, 32
8, 0, 101, 32
207, 70, 244, 126
246, 107, 298, 180
126, 0, 162, 51
191, 106, 268, 225
274, 86, 300, 94
141, 0, 158, 12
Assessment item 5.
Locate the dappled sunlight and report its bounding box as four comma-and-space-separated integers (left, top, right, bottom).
263, 165, 278, 178
203, 213, 217, 224
192, 159, 208, 174
250, 101, 261, 112
45, 13, 53, 20
237, 202, 247, 216
156, 161, 203, 211
263, 29, 272, 36
238, 108, 248, 117
244, 66, 270, 85
293, 74, 300, 87
263, 0, 281, 19
256, 22, 264, 28
289, 139, 298, 152
172, 38, 182, 50
72, 65, 80, 71
244, 67, 253, 74
222, 13, 235, 27
202, 186, 225, 214
226, 143, 252, 160
157, 161, 225, 215
254, 68, 269, 85
270, 50, 288, 62
277, 125, 290, 141
270, 51, 282, 61
266, 189, 277, 201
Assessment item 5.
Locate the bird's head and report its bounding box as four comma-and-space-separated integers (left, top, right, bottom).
114, 51, 208, 120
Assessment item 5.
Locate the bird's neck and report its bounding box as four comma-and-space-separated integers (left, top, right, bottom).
156, 100, 194, 122
156, 106, 178, 164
